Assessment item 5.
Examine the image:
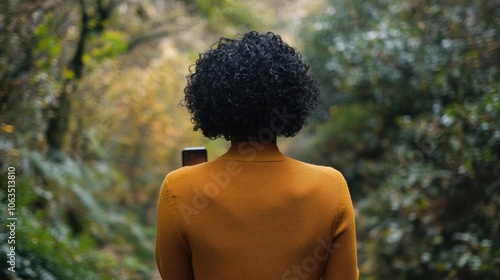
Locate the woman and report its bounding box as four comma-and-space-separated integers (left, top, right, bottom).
156, 31, 358, 280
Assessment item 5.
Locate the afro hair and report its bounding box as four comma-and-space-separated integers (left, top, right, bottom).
182, 31, 320, 141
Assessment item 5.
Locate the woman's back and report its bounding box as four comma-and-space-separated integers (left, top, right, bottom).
156, 142, 358, 279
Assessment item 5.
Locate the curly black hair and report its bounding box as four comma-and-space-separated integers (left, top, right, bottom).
182, 31, 320, 141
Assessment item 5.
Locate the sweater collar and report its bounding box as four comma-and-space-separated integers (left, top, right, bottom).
218, 141, 287, 162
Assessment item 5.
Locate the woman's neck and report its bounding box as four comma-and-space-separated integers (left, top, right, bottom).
230, 135, 277, 144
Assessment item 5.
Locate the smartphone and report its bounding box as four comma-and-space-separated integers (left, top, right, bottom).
182, 147, 207, 166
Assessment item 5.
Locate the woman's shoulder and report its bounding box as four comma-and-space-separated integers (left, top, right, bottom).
286, 157, 346, 181
284, 158, 352, 213
286, 157, 351, 196
164, 162, 210, 183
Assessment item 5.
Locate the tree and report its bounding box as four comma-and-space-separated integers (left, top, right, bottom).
0, 0, 266, 278
298, 0, 500, 278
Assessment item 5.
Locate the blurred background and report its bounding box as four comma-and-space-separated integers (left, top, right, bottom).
0, 0, 498, 279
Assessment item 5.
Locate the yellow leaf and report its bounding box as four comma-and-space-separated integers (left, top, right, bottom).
62, 67, 75, 79
9, 149, 20, 157
1, 124, 14, 133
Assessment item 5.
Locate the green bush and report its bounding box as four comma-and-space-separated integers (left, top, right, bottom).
298, 0, 500, 278
0, 150, 155, 279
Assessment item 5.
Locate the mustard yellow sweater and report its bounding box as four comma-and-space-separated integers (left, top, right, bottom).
156, 142, 358, 279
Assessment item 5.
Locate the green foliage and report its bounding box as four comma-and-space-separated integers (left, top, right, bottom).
180, 0, 264, 33
1, 0, 271, 278
298, 0, 500, 278
33, 15, 62, 71
355, 91, 500, 278
0, 148, 155, 279
85, 30, 128, 63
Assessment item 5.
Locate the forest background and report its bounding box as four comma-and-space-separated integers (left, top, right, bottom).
0, 0, 498, 279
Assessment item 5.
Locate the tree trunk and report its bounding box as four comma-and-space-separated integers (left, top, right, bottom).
45, 0, 88, 158
46, 82, 72, 159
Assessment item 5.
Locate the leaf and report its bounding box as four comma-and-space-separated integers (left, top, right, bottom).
1, 124, 14, 133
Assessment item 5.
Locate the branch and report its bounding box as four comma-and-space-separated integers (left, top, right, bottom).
127, 30, 169, 52
69, 0, 89, 79
9, 0, 62, 15
96, 0, 121, 32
